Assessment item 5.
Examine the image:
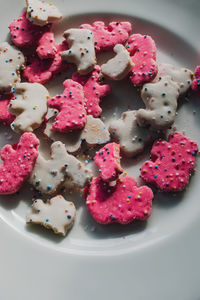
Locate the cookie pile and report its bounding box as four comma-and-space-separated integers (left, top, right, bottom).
0, 0, 199, 236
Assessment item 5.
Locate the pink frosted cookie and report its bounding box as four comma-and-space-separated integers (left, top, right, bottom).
0, 132, 39, 194
191, 66, 200, 95
80, 21, 132, 52
47, 79, 87, 132
72, 65, 111, 117
23, 41, 69, 84
127, 34, 158, 86
36, 32, 57, 59
9, 10, 51, 48
0, 93, 15, 125
141, 132, 198, 192
85, 176, 153, 224
94, 142, 123, 182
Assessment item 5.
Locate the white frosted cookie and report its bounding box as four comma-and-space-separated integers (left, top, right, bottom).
26, 195, 76, 236
0, 42, 25, 92
65, 149, 93, 188
44, 115, 110, 153
26, 0, 62, 26
61, 29, 96, 75
30, 141, 92, 194
156, 63, 193, 94
109, 110, 159, 157
101, 44, 134, 80
136, 76, 180, 130
9, 82, 49, 133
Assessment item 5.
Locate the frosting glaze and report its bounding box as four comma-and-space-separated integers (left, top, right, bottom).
26, 195, 76, 236
9, 10, 51, 48
26, 0, 62, 26
136, 76, 180, 130
109, 110, 159, 157
0, 93, 15, 125
80, 21, 132, 52
72, 65, 111, 117
36, 32, 57, 59
30, 141, 92, 193
0, 132, 39, 194
156, 63, 193, 94
44, 115, 110, 153
61, 29, 96, 75
94, 142, 123, 182
141, 132, 199, 192
127, 34, 158, 86
0, 42, 25, 92
47, 79, 87, 132
9, 82, 49, 133
85, 176, 153, 224
101, 44, 134, 80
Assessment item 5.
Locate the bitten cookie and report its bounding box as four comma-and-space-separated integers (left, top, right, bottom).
9, 11, 51, 48
191, 65, 200, 95
23, 41, 69, 84
101, 44, 133, 80
127, 34, 158, 86
156, 63, 193, 94
26, 195, 76, 236
94, 143, 123, 182
0, 93, 15, 125
109, 110, 159, 157
36, 32, 57, 59
141, 132, 198, 192
61, 28, 96, 75
47, 79, 87, 132
0, 132, 39, 194
9, 82, 49, 133
0, 42, 25, 92
44, 114, 110, 153
30, 141, 92, 194
26, 0, 62, 26
80, 21, 132, 52
85, 176, 153, 224
72, 65, 111, 117
136, 76, 180, 130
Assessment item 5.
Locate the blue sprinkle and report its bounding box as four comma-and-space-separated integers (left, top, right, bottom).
47, 185, 51, 190
155, 165, 158, 169
45, 219, 49, 222
110, 214, 116, 221
154, 175, 157, 178
67, 215, 71, 219
128, 195, 131, 199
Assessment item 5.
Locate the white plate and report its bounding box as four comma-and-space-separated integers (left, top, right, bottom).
0, 0, 200, 299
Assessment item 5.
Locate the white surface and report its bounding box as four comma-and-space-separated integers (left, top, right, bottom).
0, 0, 200, 299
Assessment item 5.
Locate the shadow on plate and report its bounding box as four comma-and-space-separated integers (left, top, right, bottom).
79, 205, 148, 239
